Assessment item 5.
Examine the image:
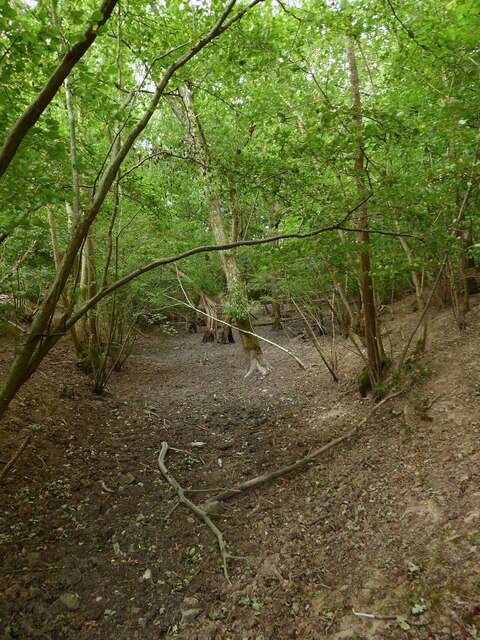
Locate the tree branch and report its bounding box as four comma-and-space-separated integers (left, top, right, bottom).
0, 0, 119, 179
0, 432, 33, 484
203, 389, 403, 505
385, 0, 443, 61
64, 197, 370, 329
158, 442, 231, 580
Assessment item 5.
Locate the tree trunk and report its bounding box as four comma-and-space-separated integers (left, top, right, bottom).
79, 234, 101, 372
397, 223, 428, 353
47, 208, 81, 353
345, 35, 385, 395
175, 84, 269, 376
0, 0, 119, 180
199, 291, 220, 343
271, 301, 282, 330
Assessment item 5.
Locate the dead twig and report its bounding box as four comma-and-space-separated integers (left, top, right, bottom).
204, 389, 403, 506
292, 299, 338, 381
0, 432, 33, 484
395, 257, 447, 373
186, 487, 241, 494
6, 320, 28, 333
99, 480, 115, 493
424, 393, 441, 410
164, 498, 180, 520
352, 609, 428, 627
353, 610, 397, 620
3, 565, 67, 574
157, 441, 231, 581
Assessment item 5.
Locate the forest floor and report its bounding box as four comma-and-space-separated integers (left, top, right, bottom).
1, 293, 480, 640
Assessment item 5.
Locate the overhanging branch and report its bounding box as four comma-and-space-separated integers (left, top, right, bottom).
64, 196, 371, 329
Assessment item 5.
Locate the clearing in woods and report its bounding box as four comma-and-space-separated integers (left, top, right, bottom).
1, 294, 479, 639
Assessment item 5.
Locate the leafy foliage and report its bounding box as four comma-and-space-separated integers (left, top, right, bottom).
1, 0, 478, 342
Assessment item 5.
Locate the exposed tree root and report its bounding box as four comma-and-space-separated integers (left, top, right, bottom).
157, 441, 232, 581
158, 390, 402, 580
244, 349, 271, 379
203, 389, 403, 507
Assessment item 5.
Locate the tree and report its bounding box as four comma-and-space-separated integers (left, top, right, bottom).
170, 84, 270, 376
0, 0, 265, 422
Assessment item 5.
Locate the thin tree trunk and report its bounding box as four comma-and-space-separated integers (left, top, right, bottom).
46, 208, 81, 352
174, 84, 269, 376
345, 35, 385, 393
397, 223, 427, 352
289, 101, 362, 333
50, 0, 84, 352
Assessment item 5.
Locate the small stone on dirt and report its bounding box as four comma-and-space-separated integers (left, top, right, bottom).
59, 592, 80, 610
181, 607, 202, 624
113, 542, 124, 556
120, 472, 136, 486
140, 568, 152, 581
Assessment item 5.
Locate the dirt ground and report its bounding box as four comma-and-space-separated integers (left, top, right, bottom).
1, 295, 479, 640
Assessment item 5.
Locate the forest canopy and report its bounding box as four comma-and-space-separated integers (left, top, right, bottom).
0, 0, 479, 410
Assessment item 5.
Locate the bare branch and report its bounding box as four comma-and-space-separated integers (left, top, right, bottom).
0, 433, 33, 484
158, 442, 231, 580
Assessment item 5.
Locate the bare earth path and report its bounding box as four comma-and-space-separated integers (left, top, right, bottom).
1, 298, 479, 639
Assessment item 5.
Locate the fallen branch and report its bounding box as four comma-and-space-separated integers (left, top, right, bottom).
0, 432, 33, 484
204, 389, 403, 506
157, 441, 231, 580
6, 320, 28, 333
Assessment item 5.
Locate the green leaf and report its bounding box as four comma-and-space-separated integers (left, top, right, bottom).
72, 32, 87, 43
396, 616, 411, 630
90, 10, 104, 22
411, 602, 427, 615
